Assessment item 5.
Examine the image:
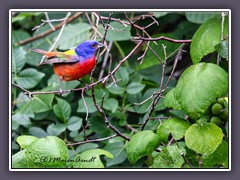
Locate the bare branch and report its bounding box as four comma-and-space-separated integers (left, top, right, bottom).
91, 83, 130, 141
140, 43, 184, 130
13, 40, 143, 97
39, 12, 71, 64
81, 89, 89, 121
44, 12, 55, 31
67, 134, 118, 146
132, 36, 191, 43
98, 41, 113, 80
217, 11, 227, 65
18, 12, 83, 45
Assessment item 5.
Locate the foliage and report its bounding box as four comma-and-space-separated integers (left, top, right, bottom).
11, 11, 229, 169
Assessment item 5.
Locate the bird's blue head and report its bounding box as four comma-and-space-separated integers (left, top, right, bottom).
75, 40, 103, 60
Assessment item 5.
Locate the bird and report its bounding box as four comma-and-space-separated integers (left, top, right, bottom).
31, 40, 103, 95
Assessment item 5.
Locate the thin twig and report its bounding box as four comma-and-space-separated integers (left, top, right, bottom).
89, 13, 130, 141
167, 137, 175, 146
221, 12, 226, 41
124, 12, 162, 63
98, 41, 113, 80
18, 12, 83, 45
67, 134, 118, 146
137, 41, 149, 64
39, 12, 71, 64
100, 15, 157, 45
44, 12, 55, 31
217, 11, 226, 65
81, 124, 89, 141
95, 12, 106, 28
125, 124, 139, 133
85, 12, 102, 40
140, 43, 182, 130
91, 83, 130, 141
81, 89, 89, 121
132, 36, 192, 43
13, 41, 143, 97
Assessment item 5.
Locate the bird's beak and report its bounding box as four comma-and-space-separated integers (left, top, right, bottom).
97, 43, 104, 48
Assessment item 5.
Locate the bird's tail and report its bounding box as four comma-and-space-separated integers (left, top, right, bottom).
30, 48, 48, 55
30, 49, 58, 58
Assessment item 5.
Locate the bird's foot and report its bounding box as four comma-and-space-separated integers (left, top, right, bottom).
85, 83, 90, 91
58, 88, 64, 96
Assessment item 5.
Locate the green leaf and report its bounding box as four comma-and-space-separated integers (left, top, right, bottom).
103, 98, 119, 113
202, 140, 228, 168
53, 97, 71, 123
138, 65, 167, 83
185, 12, 220, 24
156, 118, 191, 143
12, 150, 36, 168
99, 22, 131, 41
26, 136, 68, 168
151, 12, 169, 18
137, 34, 181, 70
47, 74, 80, 94
12, 30, 31, 46
12, 110, 33, 126
185, 123, 223, 156
28, 127, 48, 138
17, 89, 54, 112
107, 85, 125, 95
67, 116, 82, 131
128, 92, 142, 104
215, 40, 229, 59
12, 12, 42, 23
12, 46, 26, 78
115, 66, 129, 86
172, 21, 200, 39
16, 135, 38, 149
26, 25, 60, 66
56, 23, 92, 49
90, 87, 109, 99
126, 130, 161, 164
190, 17, 228, 64
16, 68, 45, 89
47, 123, 66, 136
174, 63, 228, 120
76, 143, 99, 154
13, 93, 54, 126
72, 149, 113, 168
12, 118, 20, 130
77, 97, 101, 113
150, 145, 185, 168
163, 88, 181, 110
31, 94, 54, 113
126, 82, 145, 94
103, 142, 127, 167
88, 116, 111, 135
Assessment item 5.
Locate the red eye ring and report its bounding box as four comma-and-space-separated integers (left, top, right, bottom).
91, 44, 97, 48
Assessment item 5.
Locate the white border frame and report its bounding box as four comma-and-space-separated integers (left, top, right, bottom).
9, 9, 231, 171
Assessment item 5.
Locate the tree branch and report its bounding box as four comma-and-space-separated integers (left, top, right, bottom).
67, 134, 117, 146
132, 36, 192, 43
17, 12, 83, 45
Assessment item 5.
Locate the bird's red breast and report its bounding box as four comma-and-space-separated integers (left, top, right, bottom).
53, 56, 96, 81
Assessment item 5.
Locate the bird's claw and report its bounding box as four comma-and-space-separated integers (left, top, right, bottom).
58, 89, 64, 96
85, 83, 90, 91
78, 79, 90, 91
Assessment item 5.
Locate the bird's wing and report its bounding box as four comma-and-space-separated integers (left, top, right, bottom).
38, 56, 81, 66
55, 49, 78, 60
38, 49, 81, 66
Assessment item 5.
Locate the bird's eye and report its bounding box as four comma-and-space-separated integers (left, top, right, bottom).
91, 44, 97, 48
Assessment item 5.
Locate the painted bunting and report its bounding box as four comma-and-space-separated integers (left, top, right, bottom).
31, 40, 103, 94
